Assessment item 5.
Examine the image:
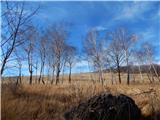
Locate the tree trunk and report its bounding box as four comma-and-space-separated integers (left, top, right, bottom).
100, 68, 104, 85
147, 72, 152, 84
38, 62, 43, 84
152, 64, 160, 82
35, 61, 38, 84
39, 61, 45, 84
117, 65, 121, 84
41, 76, 45, 84
29, 71, 33, 84
35, 68, 38, 84
41, 63, 45, 84
19, 67, 22, 84
1, 58, 7, 75
69, 65, 71, 83
56, 63, 60, 85
138, 65, 144, 82
38, 71, 42, 84
56, 70, 60, 85
109, 68, 113, 85
16, 77, 19, 85
62, 64, 65, 84
127, 66, 130, 85
125, 51, 130, 85
149, 64, 155, 83
51, 67, 55, 84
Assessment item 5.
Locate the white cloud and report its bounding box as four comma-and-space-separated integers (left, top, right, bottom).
94, 26, 108, 31
75, 60, 89, 68
114, 2, 151, 21
70, 60, 90, 73
156, 60, 160, 65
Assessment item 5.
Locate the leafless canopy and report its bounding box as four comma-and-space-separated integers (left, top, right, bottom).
1, 1, 39, 75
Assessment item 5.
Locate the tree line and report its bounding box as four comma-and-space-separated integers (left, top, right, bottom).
1, 2, 160, 85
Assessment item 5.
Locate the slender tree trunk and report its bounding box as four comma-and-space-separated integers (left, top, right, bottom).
41, 69, 45, 84
56, 62, 60, 85
29, 71, 33, 84
117, 64, 121, 84
100, 67, 104, 85
16, 65, 22, 85
147, 65, 153, 83
127, 65, 130, 85
62, 65, 65, 84
69, 65, 72, 83
132, 73, 136, 83
38, 67, 42, 84
35, 64, 38, 84
16, 77, 19, 85
56, 69, 60, 85
125, 51, 130, 85
1, 58, 7, 75
51, 67, 55, 84
152, 64, 160, 82
149, 64, 155, 83
19, 67, 22, 84
131, 66, 135, 83
147, 72, 152, 84
138, 65, 144, 82
110, 68, 114, 85
39, 61, 45, 84
47, 66, 50, 84
98, 70, 101, 83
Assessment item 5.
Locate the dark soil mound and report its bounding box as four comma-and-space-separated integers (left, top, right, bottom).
64, 93, 141, 120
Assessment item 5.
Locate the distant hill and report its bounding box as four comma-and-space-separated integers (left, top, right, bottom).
104, 64, 160, 75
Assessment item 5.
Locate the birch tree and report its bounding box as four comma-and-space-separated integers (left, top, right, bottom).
65, 45, 76, 83
1, 2, 38, 75
38, 35, 47, 84
84, 29, 105, 85
23, 26, 37, 84
47, 24, 68, 85
143, 42, 160, 82
107, 29, 125, 84
120, 28, 137, 85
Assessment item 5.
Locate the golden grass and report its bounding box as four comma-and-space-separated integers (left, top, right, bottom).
2, 82, 160, 120
1, 73, 160, 120
2, 73, 153, 84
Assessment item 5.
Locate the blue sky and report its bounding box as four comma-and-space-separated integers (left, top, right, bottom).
1, 1, 160, 76
31, 1, 160, 56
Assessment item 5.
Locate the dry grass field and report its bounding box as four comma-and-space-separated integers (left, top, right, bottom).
1, 73, 160, 120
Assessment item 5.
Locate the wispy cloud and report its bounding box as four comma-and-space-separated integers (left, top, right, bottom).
93, 26, 108, 31
71, 60, 90, 73
114, 2, 153, 21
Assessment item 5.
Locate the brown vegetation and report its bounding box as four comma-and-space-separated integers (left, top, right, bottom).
1, 78, 160, 120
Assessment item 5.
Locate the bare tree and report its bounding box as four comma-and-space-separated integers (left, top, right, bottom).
47, 24, 68, 85
133, 50, 145, 82
35, 59, 39, 84
38, 35, 47, 84
23, 26, 37, 84
1, 2, 38, 75
104, 54, 116, 85
84, 29, 105, 85
107, 29, 125, 84
46, 42, 57, 84
143, 42, 160, 82
120, 28, 137, 85
65, 45, 76, 83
